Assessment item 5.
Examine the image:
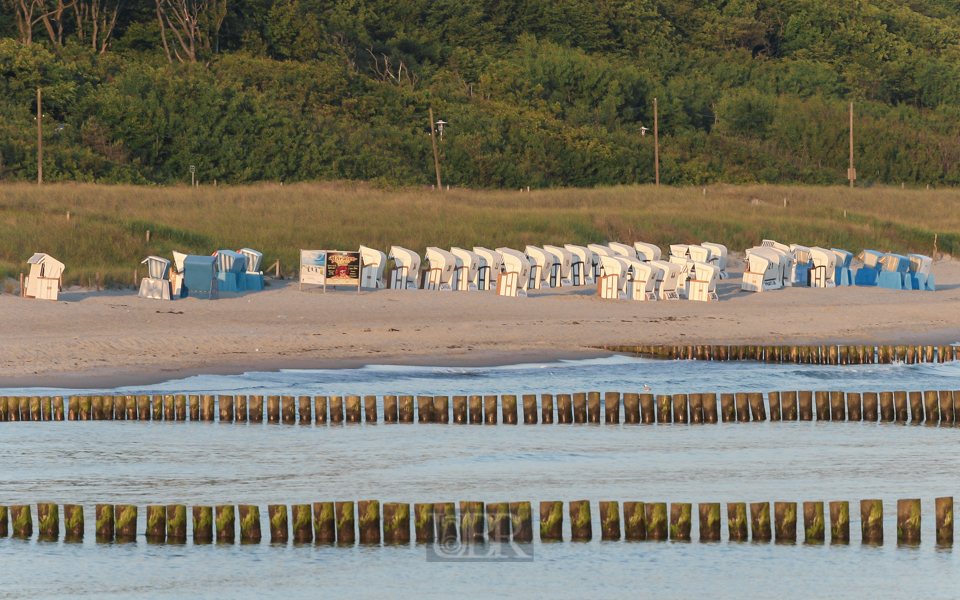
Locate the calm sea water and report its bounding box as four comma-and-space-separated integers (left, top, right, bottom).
1, 356, 958, 600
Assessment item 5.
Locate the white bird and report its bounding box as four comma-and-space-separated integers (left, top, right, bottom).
643, 384, 651, 391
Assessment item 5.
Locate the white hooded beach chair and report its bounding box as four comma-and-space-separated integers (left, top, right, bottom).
543, 245, 573, 287
831, 248, 854, 286
597, 255, 629, 299
809, 247, 837, 288
633, 242, 662, 262
564, 244, 595, 285
623, 258, 657, 301
472, 247, 503, 291
669, 244, 690, 260
742, 248, 780, 292
688, 261, 720, 301
24, 253, 65, 300
215, 249, 247, 292
877, 253, 909, 290
142, 255, 170, 280
239, 248, 265, 291
608, 242, 637, 260
668, 255, 694, 298
524, 246, 555, 289
138, 256, 173, 301
650, 259, 681, 299
789, 244, 812, 285
700, 242, 727, 278
907, 254, 934, 291
687, 245, 713, 265
388, 246, 421, 289
495, 248, 531, 297
360, 246, 387, 289
450, 247, 482, 291
424, 247, 460, 291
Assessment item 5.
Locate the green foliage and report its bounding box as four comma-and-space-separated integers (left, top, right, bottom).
2, 0, 960, 186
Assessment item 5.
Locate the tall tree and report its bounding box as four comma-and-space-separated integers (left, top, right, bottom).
73, 0, 126, 53
155, 0, 226, 62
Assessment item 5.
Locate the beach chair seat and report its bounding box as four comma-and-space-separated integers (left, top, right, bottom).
564, 244, 596, 285
650, 259, 681, 299
388, 246, 421, 289
543, 245, 574, 287
424, 247, 460, 291
451, 247, 482, 291
360, 246, 387, 290
633, 242, 662, 262
472, 247, 503, 291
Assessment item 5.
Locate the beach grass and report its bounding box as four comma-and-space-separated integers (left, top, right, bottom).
0, 182, 956, 287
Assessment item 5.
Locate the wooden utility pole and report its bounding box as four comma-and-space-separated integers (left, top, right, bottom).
653, 98, 659, 187
37, 88, 42, 186
429, 107, 442, 190
848, 102, 855, 189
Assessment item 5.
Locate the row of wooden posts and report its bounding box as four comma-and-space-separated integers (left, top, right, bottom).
0, 498, 952, 545
2, 390, 959, 424
611, 344, 959, 364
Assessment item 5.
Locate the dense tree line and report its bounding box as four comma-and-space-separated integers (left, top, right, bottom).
1, 0, 960, 187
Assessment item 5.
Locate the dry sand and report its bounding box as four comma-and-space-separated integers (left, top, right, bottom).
2, 261, 959, 388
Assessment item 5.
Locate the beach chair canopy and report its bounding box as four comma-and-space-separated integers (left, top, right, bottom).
425, 247, 460, 285
388, 246, 422, 286
831, 248, 853, 269
172, 251, 188, 273
790, 244, 813, 266
908, 254, 932, 276
216, 250, 246, 273
860, 250, 884, 269
634, 242, 662, 262
140, 255, 171, 280
607, 242, 637, 259
880, 253, 909, 273
183, 255, 218, 292
543, 245, 573, 279
239, 248, 263, 273
26, 253, 65, 279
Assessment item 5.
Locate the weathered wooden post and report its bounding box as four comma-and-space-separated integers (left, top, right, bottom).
174, 395, 186, 420
541, 394, 555, 424
363, 396, 377, 423
798, 391, 813, 420
216, 505, 235, 543
282, 395, 298, 423
861, 500, 883, 543
358, 500, 380, 544
767, 392, 781, 421
774, 502, 797, 542
414, 503, 434, 542
53, 396, 65, 421
502, 395, 518, 425
90, 395, 102, 420
37, 503, 58, 538
0, 505, 7, 537
200, 395, 215, 421
779, 391, 796, 420
383, 396, 397, 423
909, 391, 924, 422
604, 392, 620, 424
145, 506, 166, 541
672, 394, 688, 423
96, 504, 114, 540
924, 390, 940, 423
623, 502, 646, 541
115, 505, 137, 541
830, 501, 849, 543
727, 503, 748, 541
803, 502, 824, 543
587, 392, 601, 423
799, 346, 810, 364
344, 395, 362, 423
906, 345, 916, 364
193, 506, 213, 543
187, 395, 199, 421
417, 396, 434, 423
238, 505, 260, 543
162, 394, 174, 421
452, 396, 468, 424
266, 395, 281, 423
597, 501, 620, 541
486, 502, 511, 542
670, 503, 691, 541
433, 395, 449, 424
10, 505, 32, 538
568, 500, 592, 541
847, 392, 862, 421
894, 392, 908, 422
703, 393, 719, 423
522, 394, 538, 424
939, 391, 954, 424
434, 503, 457, 544
925, 345, 935, 363
29, 396, 41, 421
231, 395, 246, 422
830, 391, 845, 421
646, 502, 668, 541
897, 499, 921, 543
383, 503, 410, 544
863, 393, 879, 421
460, 501, 484, 542
249, 395, 264, 422
815, 391, 830, 421
63, 504, 83, 540
751, 502, 771, 541
936, 497, 953, 545
735, 393, 750, 422
313, 502, 336, 543
328, 396, 345, 423
167, 505, 187, 541
573, 393, 587, 423
699, 503, 721, 541
640, 394, 655, 424
540, 501, 563, 541
878, 391, 894, 421
510, 502, 533, 542
656, 395, 672, 423
39, 396, 51, 421
484, 395, 498, 424
292, 504, 312, 542
720, 394, 736, 423
468, 395, 483, 424
748, 393, 766, 421
266, 505, 288, 542
219, 395, 234, 422
689, 393, 703, 423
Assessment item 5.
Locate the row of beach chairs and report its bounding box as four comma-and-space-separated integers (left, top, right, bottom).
359, 242, 729, 302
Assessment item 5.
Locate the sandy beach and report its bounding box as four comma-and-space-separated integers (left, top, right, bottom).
2, 260, 958, 388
